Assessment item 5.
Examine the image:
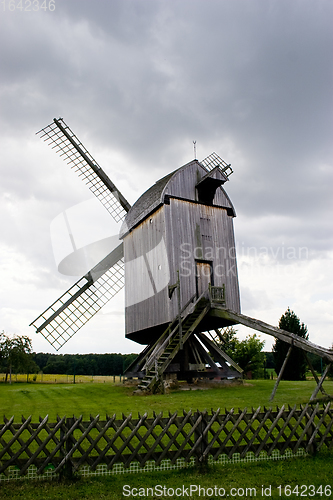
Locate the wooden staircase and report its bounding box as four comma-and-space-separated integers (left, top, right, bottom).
138, 294, 210, 392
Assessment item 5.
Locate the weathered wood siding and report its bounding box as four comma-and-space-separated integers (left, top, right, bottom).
166, 199, 240, 320
123, 160, 240, 342
164, 161, 235, 215
124, 206, 171, 339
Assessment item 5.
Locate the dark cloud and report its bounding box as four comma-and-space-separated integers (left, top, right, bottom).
0, 0, 332, 352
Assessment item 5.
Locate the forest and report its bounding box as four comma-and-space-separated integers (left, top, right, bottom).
0, 318, 325, 379
32, 352, 138, 376
29, 350, 322, 378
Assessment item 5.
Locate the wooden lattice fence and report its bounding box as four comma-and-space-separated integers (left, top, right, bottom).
1, 403, 332, 480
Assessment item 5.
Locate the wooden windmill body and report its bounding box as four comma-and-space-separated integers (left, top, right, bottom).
119, 159, 244, 387
120, 159, 240, 343
31, 119, 333, 398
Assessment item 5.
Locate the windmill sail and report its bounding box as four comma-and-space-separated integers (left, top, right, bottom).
30, 243, 124, 351
200, 152, 233, 178
37, 118, 131, 222
31, 118, 132, 350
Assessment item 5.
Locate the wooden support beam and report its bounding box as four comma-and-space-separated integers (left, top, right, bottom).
214, 329, 227, 344
196, 332, 243, 374
209, 306, 333, 363
269, 345, 293, 402
303, 352, 329, 397
310, 363, 332, 401
190, 336, 220, 373
188, 338, 204, 366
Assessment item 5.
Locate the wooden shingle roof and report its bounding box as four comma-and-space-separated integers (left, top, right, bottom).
120, 160, 236, 237
119, 169, 176, 238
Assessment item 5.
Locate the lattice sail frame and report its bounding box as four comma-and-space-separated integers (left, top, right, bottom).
31, 119, 131, 350
200, 152, 233, 178
37, 118, 131, 222
32, 121, 233, 351
30, 247, 125, 351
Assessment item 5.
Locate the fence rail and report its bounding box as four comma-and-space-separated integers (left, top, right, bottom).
1, 403, 332, 480
209, 285, 226, 305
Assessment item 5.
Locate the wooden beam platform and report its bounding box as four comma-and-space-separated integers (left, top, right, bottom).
209, 305, 333, 363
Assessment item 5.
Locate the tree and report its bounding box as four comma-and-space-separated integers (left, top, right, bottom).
218, 327, 265, 378
0, 332, 37, 383
272, 308, 309, 381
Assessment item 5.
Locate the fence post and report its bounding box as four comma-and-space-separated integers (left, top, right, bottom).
194, 411, 209, 471
60, 416, 74, 480
306, 406, 317, 456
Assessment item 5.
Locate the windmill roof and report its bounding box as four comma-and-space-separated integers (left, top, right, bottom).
120, 159, 235, 238
119, 169, 176, 237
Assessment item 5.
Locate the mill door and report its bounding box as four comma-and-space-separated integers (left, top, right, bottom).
196, 261, 213, 298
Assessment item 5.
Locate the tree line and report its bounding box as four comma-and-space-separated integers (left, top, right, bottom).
0, 333, 137, 379
0, 308, 329, 381
32, 352, 138, 376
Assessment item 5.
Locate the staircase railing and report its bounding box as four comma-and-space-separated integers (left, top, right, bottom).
209, 284, 226, 305
126, 293, 197, 376
140, 293, 211, 391
144, 292, 202, 372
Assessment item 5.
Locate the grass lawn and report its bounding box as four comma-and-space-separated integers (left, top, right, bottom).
1, 379, 332, 499
0, 373, 124, 384
0, 379, 332, 420
0, 449, 332, 499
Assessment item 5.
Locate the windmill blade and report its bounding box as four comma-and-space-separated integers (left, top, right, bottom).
200, 152, 233, 177
37, 118, 131, 222
30, 243, 124, 351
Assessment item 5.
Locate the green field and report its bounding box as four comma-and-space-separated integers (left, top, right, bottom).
0, 372, 124, 385
1, 379, 332, 499
1, 378, 332, 420
0, 450, 332, 500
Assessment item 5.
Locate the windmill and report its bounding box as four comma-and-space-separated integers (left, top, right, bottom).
31, 118, 333, 398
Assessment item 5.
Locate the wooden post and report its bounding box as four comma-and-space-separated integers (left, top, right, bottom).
269, 345, 293, 402
60, 416, 74, 480
194, 411, 208, 469
305, 405, 317, 456
310, 363, 332, 401
304, 352, 328, 397
177, 270, 183, 350
168, 271, 182, 349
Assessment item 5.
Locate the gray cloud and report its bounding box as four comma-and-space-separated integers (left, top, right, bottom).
0, 0, 332, 353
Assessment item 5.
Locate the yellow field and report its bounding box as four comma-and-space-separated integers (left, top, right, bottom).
0, 373, 124, 384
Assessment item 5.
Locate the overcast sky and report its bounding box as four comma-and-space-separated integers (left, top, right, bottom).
0, 0, 332, 356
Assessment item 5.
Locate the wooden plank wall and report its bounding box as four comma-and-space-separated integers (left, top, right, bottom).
124, 206, 170, 336
167, 199, 241, 318
123, 161, 240, 338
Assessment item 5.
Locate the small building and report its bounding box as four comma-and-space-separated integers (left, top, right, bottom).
120, 159, 240, 345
